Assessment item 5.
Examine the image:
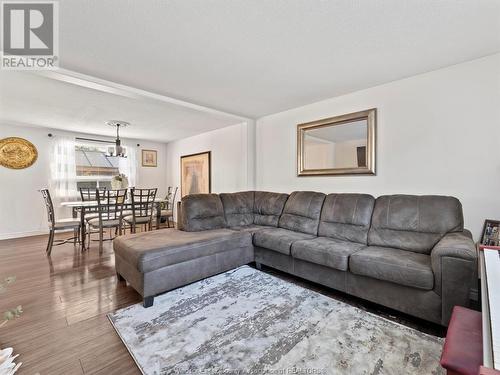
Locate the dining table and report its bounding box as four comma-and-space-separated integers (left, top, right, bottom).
61, 197, 168, 250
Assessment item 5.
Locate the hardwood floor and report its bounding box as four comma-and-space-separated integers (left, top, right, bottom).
0, 232, 143, 375
0, 227, 446, 375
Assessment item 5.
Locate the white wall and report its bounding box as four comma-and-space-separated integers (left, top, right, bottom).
165, 122, 253, 209
0, 123, 168, 239
256, 53, 500, 239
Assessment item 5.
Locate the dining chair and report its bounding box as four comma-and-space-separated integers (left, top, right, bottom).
80, 187, 107, 222
87, 188, 127, 253
123, 188, 158, 233
40, 189, 81, 256
159, 186, 178, 228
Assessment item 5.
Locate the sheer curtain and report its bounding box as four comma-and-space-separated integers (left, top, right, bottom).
49, 135, 78, 218
119, 144, 138, 188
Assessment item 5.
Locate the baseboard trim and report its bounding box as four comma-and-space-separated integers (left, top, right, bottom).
0, 230, 47, 240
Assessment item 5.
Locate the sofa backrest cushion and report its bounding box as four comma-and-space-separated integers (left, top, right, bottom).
368, 195, 464, 254
220, 191, 255, 227
180, 194, 227, 232
279, 191, 326, 235
319, 193, 375, 244
253, 191, 289, 227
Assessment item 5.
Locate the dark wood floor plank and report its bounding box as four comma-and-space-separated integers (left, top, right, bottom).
0, 232, 141, 374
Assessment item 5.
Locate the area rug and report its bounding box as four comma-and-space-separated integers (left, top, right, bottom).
108, 266, 444, 375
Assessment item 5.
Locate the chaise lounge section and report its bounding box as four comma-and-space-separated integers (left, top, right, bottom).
113, 190, 477, 326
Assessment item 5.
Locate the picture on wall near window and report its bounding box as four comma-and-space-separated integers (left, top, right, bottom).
180, 151, 211, 197
142, 149, 157, 167
481, 219, 500, 246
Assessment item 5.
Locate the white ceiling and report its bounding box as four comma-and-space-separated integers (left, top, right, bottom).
0, 71, 241, 142
57, 0, 500, 118
1, 1, 499, 142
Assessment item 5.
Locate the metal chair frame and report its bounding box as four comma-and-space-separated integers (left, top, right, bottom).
159, 186, 178, 228
40, 189, 80, 256
124, 188, 158, 233
88, 188, 127, 253
80, 187, 109, 241
80, 187, 107, 203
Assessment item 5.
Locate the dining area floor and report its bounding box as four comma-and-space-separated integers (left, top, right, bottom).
0, 231, 144, 375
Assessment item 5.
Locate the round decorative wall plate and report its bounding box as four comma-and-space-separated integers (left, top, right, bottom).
0, 137, 38, 169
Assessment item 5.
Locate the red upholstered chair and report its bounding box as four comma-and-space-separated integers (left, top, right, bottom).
440, 306, 483, 375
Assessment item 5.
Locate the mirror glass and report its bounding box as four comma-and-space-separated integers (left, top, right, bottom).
297, 109, 376, 176
303, 119, 368, 170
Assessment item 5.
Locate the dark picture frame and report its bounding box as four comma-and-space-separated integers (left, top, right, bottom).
180, 151, 211, 197
481, 219, 500, 246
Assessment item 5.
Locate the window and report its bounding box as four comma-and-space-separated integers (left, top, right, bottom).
75, 143, 123, 190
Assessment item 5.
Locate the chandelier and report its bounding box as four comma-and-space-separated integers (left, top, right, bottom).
105, 120, 130, 158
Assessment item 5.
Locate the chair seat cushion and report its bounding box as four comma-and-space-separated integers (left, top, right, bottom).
53, 218, 80, 229
88, 217, 121, 227
123, 215, 152, 224
113, 228, 252, 273
84, 213, 99, 221
253, 228, 315, 255
229, 224, 273, 234
349, 246, 434, 290
291, 237, 366, 271
160, 209, 173, 216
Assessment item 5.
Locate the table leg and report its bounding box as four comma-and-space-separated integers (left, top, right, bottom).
80, 208, 86, 250
156, 202, 161, 230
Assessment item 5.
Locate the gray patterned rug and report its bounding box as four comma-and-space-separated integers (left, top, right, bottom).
108, 266, 444, 375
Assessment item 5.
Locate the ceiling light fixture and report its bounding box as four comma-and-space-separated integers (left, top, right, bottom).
106, 120, 130, 157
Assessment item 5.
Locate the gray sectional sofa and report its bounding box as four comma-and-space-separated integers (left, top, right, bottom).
113, 190, 477, 326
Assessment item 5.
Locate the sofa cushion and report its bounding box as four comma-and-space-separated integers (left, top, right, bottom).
319, 193, 375, 244
253, 191, 289, 227
180, 194, 227, 232
291, 237, 365, 271
220, 191, 255, 227
368, 195, 464, 254
278, 191, 325, 235
113, 228, 251, 273
349, 246, 434, 290
229, 224, 273, 234
253, 228, 315, 255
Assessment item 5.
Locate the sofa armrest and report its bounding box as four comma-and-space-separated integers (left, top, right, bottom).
431, 231, 477, 325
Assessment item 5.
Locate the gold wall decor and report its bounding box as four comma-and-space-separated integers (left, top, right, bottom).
0, 137, 38, 169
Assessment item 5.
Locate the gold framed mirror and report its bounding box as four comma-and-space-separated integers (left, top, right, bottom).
297, 108, 376, 176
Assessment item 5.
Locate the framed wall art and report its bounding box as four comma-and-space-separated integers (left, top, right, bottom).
142, 149, 157, 167
180, 151, 211, 197
481, 219, 500, 246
